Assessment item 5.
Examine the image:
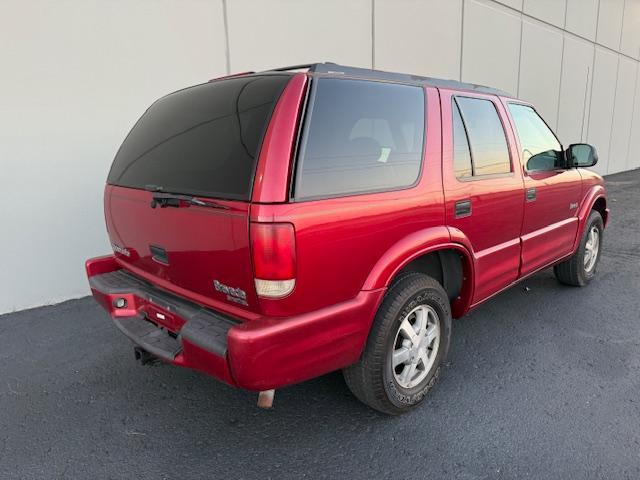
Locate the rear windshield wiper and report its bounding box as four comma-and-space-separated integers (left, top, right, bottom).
145, 186, 229, 210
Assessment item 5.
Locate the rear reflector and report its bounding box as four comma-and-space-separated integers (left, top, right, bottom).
250, 222, 296, 298
254, 279, 295, 298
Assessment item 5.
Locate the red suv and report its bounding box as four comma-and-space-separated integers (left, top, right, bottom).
86, 63, 608, 414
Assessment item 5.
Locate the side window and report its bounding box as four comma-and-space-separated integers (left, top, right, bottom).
452, 99, 473, 178
507, 103, 562, 172
454, 96, 511, 176
294, 78, 425, 199
349, 118, 396, 150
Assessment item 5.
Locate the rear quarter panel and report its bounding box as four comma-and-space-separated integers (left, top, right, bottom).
252, 87, 445, 318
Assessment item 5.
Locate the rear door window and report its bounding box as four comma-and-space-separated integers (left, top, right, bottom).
107, 74, 290, 200
294, 78, 425, 199
454, 96, 511, 176
452, 99, 473, 178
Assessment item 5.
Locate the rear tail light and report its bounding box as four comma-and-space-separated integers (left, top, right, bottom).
250, 222, 296, 298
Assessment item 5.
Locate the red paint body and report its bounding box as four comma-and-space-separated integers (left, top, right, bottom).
86, 67, 609, 392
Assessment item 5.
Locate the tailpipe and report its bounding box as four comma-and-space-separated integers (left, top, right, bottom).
257, 389, 275, 409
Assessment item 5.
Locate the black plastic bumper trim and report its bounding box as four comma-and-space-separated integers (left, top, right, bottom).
113, 315, 181, 361
90, 269, 239, 358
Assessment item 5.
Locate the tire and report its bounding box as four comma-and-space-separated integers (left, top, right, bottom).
554, 210, 604, 287
343, 273, 452, 415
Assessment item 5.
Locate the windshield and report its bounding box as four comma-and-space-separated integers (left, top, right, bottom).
107, 74, 290, 200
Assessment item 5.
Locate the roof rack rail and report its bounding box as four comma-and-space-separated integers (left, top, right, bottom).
310, 63, 511, 97
268, 64, 320, 72
258, 62, 512, 97
209, 71, 255, 82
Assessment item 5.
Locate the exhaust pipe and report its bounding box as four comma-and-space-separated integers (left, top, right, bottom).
257, 389, 275, 409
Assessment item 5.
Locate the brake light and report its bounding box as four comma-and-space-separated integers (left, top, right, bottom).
250, 222, 296, 298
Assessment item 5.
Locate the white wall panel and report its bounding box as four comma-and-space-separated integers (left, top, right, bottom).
628, 68, 640, 169
523, 0, 566, 27
587, 48, 620, 175
462, 0, 521, 94
227, 0, 371, 72
608, 56, 638, 173
621, 0, 640, 59
375, 0, 462, 79
597, 0, 625, 50
2, 0, 640, 313
518, 19, 563, 128
565, 0, 599, 40
0, 0, 227, 314
556, 35, 594, 144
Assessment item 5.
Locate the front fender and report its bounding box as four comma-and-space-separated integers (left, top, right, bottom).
573, 185, 608, 252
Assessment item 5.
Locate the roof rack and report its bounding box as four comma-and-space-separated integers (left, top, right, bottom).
268, 64, 319, 72
263, 62, 511, 97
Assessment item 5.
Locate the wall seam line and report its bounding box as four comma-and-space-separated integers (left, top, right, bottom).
222, 0, 231, 74
371, 0, 376, 69
459, 0, 465, 81
618, 0, 627, 52
584, 0, 602, 144
556, 31, 567, 130
606, 56, 621, 174
580, 65, 591, 142
554, 0, 571, 131
624, 64, 639, 170
516, 6, 523, 97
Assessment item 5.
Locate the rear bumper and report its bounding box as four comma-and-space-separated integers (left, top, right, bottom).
86, 255, 384, 391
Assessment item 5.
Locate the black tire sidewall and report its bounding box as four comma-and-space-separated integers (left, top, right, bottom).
381, 280, 451, 410
580, 212, 604, 283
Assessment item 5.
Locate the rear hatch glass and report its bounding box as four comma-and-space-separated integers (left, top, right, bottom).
108, 74, 290, 200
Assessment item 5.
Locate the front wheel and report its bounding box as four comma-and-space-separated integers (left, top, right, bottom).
343, 273, 452, 415
554, 210, 604, 286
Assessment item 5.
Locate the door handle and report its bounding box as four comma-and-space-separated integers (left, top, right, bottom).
454, 199, 472, 218
526, 187, 536, 202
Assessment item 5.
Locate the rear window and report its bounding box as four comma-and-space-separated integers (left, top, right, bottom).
294, 78, 425, 199
107, 74, 290, 200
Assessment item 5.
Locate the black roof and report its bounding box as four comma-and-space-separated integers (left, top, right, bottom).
266, 62, 512, 97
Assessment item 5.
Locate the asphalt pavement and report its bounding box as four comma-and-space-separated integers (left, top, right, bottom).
1, 169, 639, 479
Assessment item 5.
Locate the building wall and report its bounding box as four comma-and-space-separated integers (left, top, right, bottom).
1, 0, 639, 314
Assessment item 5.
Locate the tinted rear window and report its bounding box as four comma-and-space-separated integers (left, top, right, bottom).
108, 74, 290, 200
294, 78, 425, 199
452, 99, 473, 178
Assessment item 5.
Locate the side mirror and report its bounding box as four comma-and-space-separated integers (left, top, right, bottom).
567, 143, 598, 168
526, 150, 561, 171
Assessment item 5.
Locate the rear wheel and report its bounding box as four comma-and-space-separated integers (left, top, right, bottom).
554, 210, 604, 286
343, 273, 451, 415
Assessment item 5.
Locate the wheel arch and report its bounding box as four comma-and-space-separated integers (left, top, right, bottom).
592, 196, 608, 226
573, 186, 608, 252
362, 226, 475, 318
